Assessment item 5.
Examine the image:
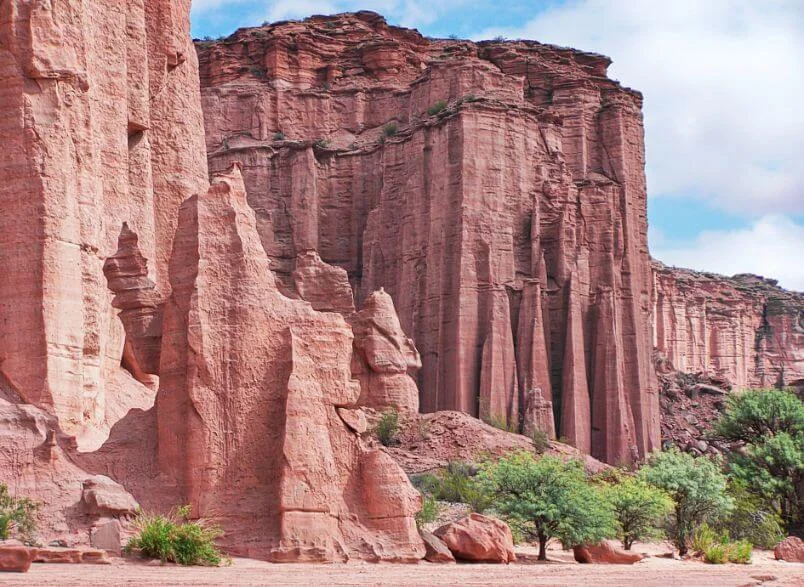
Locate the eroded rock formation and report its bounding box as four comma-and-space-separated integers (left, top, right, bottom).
653, 262, 803, 390
196, 11, 659, 464
351, 289, 421, 413
156, 164, 423, 561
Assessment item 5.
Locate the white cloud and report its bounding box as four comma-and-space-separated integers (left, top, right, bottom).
652, 215, 804, 291
476, 0, 804, 218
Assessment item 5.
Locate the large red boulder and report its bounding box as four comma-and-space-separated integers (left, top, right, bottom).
434, 513, 515, 563
774, 536, 804, 563
0, 543, 34, 572
574, 540, 645, 564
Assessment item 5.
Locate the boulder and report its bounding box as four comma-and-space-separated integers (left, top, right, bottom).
0, 544, 34, 572
81, 475, 139, 516
90, 519, 122, 555
420, 531, 455, 563
573, 540, 645, 564
774, 536, 804, 563
434, 513, 515, 563
33, 547, 110, 564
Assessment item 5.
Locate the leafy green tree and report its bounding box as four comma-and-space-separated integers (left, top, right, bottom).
638, 449, 733, 556
711, 388, 803, 529
0, 484, 38, 544
479, 453, 615, 560
711, 388, 802, 442
718, 481, 784, 549
602, 478, 673, 549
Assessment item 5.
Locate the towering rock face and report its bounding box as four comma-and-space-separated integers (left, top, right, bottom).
156, 164, 423, 561
653, 262, 804, 389
196, 12, 659, 464
0, 0, 208, 446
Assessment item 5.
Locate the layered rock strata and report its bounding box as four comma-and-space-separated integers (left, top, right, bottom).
196, 11, 660, 464
0, 0, 208, 446
653, 262, 803, 390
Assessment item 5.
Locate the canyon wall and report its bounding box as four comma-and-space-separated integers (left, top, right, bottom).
653, 262, 803, 390
196, 11, 659, 464
0, 0, 208, 447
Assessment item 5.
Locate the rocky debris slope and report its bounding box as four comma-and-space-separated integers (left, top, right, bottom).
196, 11, 660, 465
0, 0, 208, 448
653, 262, 803, 390
377, 410, 607, 475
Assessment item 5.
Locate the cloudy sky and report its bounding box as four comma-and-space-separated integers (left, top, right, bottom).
192, 0, 804, 290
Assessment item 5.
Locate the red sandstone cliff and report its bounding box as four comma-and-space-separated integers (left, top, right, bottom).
195, 11, 659, 464
653, 262, 803, 389
0, 0, 208, 448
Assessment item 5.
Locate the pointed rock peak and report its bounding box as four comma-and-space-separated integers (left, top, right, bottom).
210, 161, 246, 194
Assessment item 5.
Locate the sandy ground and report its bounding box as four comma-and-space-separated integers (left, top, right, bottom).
2, 544, 801, 586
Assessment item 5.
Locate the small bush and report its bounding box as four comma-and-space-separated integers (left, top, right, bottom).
427, 100, 448, 116
704, 543, 728, 564
531, 428, 550, 453
273, 132, 286, 141
728, 540, 753, 564
126, 505, 225, 566
483, 414, 517, 433
719, 482, 784, 548
314, 138, 331, 149
376, 408, 400, 446
0, 484, 38, 544
382, 122, 398, 137
418, 461, 494, 514
691, 523, 720, 554
415, 494, 440, 527
249, 66, 266, 79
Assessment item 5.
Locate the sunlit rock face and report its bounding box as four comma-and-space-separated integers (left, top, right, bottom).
653, 262, 803, 390
196, 11, 660, 464
0, 0, 208, 447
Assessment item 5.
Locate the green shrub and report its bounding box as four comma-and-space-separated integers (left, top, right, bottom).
314, 138, 331, 149
479, 453, 616, 560
439, 462, 493, 513
427, 100, 448, 116
704, 543, 728, 564
638, 449, 733, 556
719, 482, 784, 548
603, 478, 673, 549
382, 122, 398, 136
273, 132, 286, 141
0, 484, 38, 544
531, 428, 550, 454
415, 494, 440, 527
376, 408, 400, 446
409, 472, 441, 496
126, 505, 225, 566
412, 462, 493, 514
483, 414, 517, 433
691, 523, 718, 554
728, 539, 753, 564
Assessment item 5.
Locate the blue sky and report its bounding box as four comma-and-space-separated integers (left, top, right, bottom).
192, 0, 804, 290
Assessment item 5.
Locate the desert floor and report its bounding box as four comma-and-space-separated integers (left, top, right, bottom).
3, 543, 801, 586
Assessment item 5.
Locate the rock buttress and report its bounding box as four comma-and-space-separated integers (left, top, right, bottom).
157, 164, 424, 562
